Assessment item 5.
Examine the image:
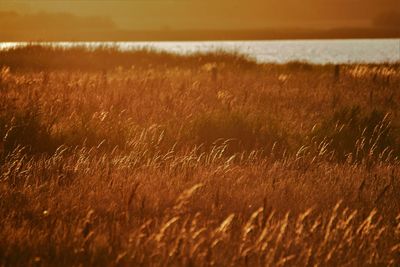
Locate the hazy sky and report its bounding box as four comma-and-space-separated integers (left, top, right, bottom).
1, 0, 399, 30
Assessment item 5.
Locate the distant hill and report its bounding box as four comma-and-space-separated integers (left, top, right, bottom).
0, 10, 399, 41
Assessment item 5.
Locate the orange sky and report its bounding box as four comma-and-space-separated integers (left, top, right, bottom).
1, 0, 399, 30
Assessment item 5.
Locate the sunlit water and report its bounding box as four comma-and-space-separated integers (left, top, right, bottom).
1, 39, 399, 64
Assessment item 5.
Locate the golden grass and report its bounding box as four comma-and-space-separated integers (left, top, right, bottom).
0, 46, 400, 266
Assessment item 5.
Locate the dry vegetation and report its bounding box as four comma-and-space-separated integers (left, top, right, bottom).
0, 46, 400, 266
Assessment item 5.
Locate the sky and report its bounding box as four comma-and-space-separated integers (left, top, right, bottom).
0, 0, 399, 40
1, 0, 399, 30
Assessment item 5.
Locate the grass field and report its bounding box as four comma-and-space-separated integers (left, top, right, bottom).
0, 46, 400, 266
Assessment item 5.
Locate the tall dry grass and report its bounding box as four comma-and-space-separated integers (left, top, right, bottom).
0, 46, 400, 266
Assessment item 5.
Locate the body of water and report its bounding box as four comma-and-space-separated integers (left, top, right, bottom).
1, 39, 399, 64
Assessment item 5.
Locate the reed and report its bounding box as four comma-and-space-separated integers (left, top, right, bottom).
0, 46, 399, 266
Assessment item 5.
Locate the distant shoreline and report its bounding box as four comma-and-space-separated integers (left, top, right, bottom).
1, 28, 399, 42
